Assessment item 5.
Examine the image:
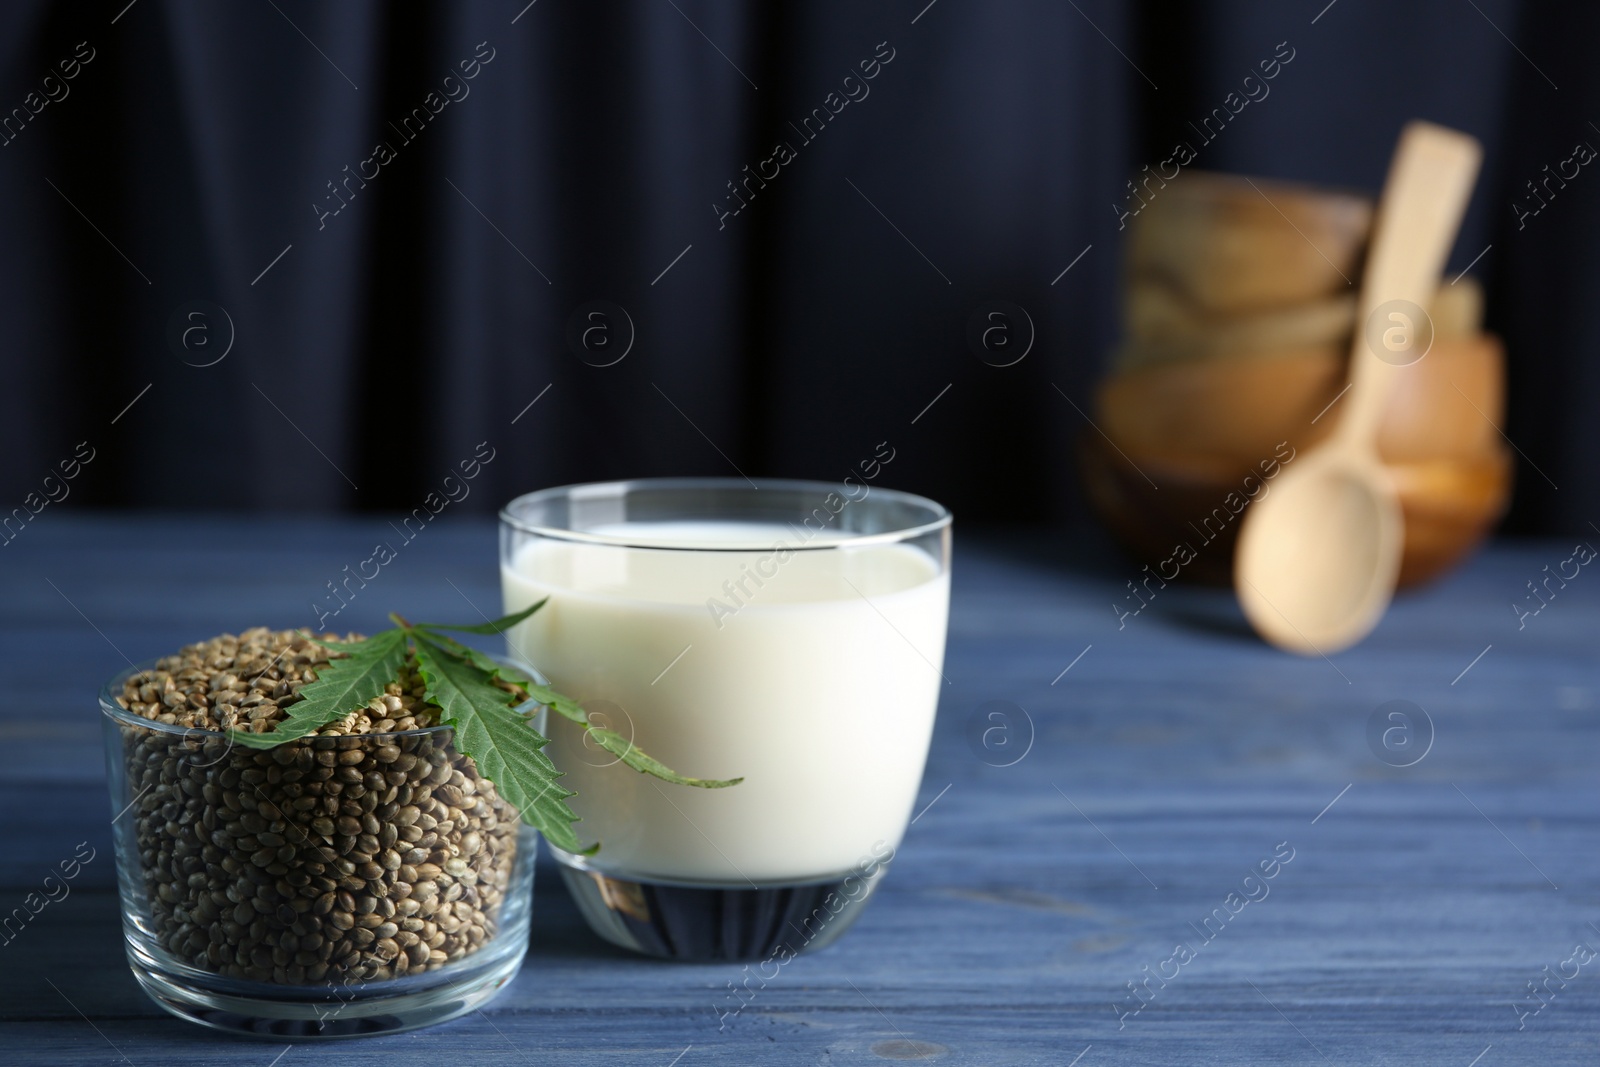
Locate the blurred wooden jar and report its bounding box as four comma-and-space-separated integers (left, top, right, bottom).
1081, 171, 1511, 588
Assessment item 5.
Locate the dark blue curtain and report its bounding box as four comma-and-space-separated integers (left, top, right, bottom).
0, 0, 1591, 532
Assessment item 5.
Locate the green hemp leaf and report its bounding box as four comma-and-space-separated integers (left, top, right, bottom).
411, 633, 587, 855
230, 629, 407, 749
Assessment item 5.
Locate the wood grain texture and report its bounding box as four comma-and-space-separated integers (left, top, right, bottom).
1, 517, 1596, 1064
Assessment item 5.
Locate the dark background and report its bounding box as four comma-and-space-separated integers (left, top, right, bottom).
0, 0, 1593, 534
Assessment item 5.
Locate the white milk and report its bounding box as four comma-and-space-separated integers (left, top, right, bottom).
501, 521, 949, 883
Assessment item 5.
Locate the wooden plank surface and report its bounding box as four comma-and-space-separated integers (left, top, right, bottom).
1, 515, 1596, 1065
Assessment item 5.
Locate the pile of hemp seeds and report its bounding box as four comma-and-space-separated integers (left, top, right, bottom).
113, 628, 524, 985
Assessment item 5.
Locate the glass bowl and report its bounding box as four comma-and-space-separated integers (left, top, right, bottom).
100, 667, 538, 1038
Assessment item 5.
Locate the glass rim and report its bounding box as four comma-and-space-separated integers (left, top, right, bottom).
498, 477, 952, 552
99, 658, 543, 744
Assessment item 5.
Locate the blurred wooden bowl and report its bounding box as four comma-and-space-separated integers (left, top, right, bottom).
1125, 172, 1372, 314
1077, 434, 1512, 589
1388, 450, 1515, 586
1117, 276, 1484, 372
1077, 443, 1261, 586
1379, 330, 1502, 462
1120, 282, 1356, 368
1095, 332, 1505, 470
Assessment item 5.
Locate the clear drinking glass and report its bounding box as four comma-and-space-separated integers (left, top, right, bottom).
101, 674, 538, 1037
499, 477, 952, 961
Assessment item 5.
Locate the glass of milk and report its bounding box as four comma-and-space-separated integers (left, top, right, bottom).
500, 478, 950, 961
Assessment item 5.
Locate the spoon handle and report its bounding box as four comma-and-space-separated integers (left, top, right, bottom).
1338, 121, 1482, 448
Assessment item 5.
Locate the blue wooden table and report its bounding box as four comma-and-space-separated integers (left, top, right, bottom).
2, 515, 1596, 1065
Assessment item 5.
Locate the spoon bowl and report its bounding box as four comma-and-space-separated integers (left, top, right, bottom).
1235, 449, 1402, 654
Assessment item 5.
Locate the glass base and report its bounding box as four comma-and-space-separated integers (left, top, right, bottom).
554, 854, 887, 962
125, 923, 527, 1039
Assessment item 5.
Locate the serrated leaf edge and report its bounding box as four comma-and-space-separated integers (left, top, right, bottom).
411, 635, 590, 854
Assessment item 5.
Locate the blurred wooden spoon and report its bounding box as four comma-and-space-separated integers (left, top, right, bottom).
1234, 121, 1482, 655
